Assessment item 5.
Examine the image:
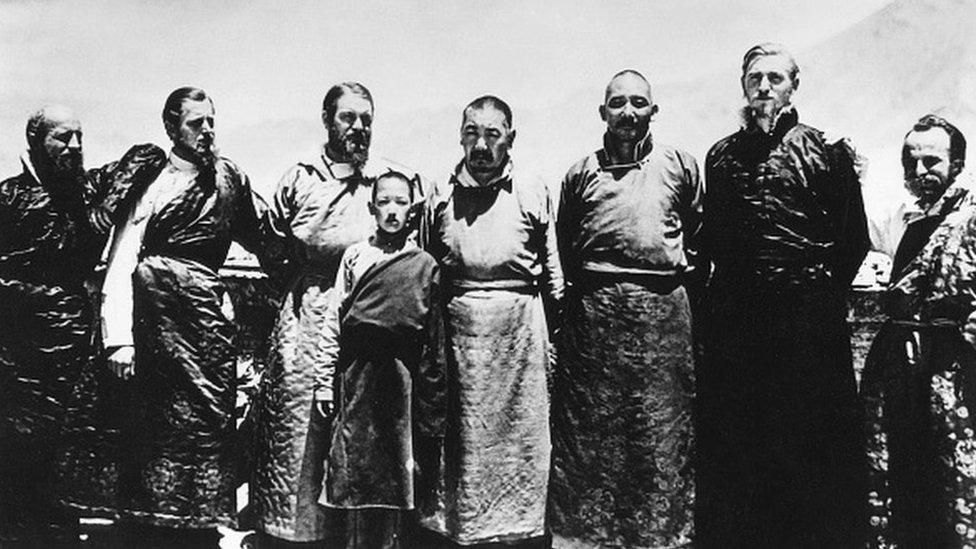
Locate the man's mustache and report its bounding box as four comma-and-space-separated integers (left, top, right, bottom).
343, 130, 370, 148
470, 149, 493, 163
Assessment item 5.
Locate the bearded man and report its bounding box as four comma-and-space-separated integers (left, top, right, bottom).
697, 43, 870, 547
550, 70, 701, 549
251, 81, 430, 547
860, 115, 976, 547
0, 105, 162, 546
89, 87, 268, 548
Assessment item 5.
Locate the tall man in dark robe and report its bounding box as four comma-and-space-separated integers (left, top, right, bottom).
697, 43, 870, 547
861, 115, 976, 547
551, 70, 702, 548
0, 105, 159, 545
0, 105, 96, 546
99, 87, 267, 548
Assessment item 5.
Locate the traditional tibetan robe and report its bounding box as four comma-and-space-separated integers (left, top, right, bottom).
252, 148, 424, 542
698, 109, 870, 547
421, 160, 563, 546
861, 176, 976, 548
551, 134, 701, 549
90, 145, 267, 529
1, 145, 162, 543
320, 241, 444, 512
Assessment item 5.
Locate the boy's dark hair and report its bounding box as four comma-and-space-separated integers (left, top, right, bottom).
372, 169, 418, 202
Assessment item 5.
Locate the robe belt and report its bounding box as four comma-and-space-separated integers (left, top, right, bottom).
450, 278, 538, 294
578, 268, 682, 294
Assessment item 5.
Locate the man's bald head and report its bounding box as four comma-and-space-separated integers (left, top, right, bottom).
25, 104, 83, 178
26, 104, 79, 151
604, 70, 652, 103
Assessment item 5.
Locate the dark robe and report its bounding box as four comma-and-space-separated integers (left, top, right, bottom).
0, 145, 164, 543
861, 181, 976, 548
324, 245, 445, 510
86, 146, 268, 529
697, 109, 870, 547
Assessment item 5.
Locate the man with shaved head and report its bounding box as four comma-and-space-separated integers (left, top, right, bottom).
551, 70, 702, 548
697, 43, 869, 546
421, 95, 563, 547
0, 105, 157, 545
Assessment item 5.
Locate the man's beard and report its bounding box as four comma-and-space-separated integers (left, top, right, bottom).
331, 130, 371, 167
905, 174, 951, 207
742, 101, 787, 133
34, 150, 83, 191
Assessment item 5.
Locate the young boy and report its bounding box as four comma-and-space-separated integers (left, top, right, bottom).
318, 170, 444, 549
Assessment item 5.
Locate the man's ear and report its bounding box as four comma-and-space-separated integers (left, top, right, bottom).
163, 121, 176, 142
950, 159, 965, 180
367, 201, 378, 216
792, 76, 800, 93
508, 129, 517, 147
599, 105, 607, 122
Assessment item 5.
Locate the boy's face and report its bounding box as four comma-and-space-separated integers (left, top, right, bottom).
369, 176, 413, 234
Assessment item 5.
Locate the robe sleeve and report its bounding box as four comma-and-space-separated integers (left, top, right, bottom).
826, 137, 871, 287
414, 263, 446, 438
677, 150, 707, 309
555, 169, 581, 288
312, 245, 354, 402
257, 166, 301, 288
541, 187, 565, 331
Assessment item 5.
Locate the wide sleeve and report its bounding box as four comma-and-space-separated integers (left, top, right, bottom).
541, 186, 565, 329
413, 263, 446, 438
85, 143, 167, 234
256, 166, 301, 287
677, 150, 707, 307
312, 245, 354, 402
555, 168, 581, 287
826, 137, 871, 287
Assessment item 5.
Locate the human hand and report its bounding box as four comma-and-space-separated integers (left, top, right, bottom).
107, 345, 135, 380
314, 398, 334, 419
963, 310, 976, 352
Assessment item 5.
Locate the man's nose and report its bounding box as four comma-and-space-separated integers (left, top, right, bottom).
67, 133, 81, 150
475, 135, 488, 149
757, 76, 771, 93
351, 116, 365, 131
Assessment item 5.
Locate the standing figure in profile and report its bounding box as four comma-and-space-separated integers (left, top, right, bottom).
252, 82, 426, 548
550, 70, 702, 549
421, 96, 563, 548
697, 43, 870, 547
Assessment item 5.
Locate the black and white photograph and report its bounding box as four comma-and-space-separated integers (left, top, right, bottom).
1, 0, 975, 547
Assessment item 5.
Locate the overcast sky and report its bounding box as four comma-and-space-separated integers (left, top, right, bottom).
0, 0, 890, 183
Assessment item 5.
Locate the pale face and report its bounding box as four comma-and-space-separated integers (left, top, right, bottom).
741, 54, 796, 121
39, 108, 83, 175
903, 128, 957, 205
460, 106, 514, 180
600, 73, 654, 143
369, 176, 413, 234
325, 92, 373, 166
169, 98, 216, 166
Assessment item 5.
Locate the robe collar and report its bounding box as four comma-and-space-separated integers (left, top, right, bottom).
597, 130, 654, 170
20, 151, 41, 185
167, 149, 200, 176
451, 158, 514, 192
298, 144, 375, 183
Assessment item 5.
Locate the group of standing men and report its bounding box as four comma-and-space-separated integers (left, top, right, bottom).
2, 40, 976, 549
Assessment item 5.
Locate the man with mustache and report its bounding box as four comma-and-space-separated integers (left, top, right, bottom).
421, 95, 563, 548
860, 115, 976, 547
87, 86, 268, 548
251, 81, 429, 548
697, 43, 870, 547
550, 70, 701, 548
